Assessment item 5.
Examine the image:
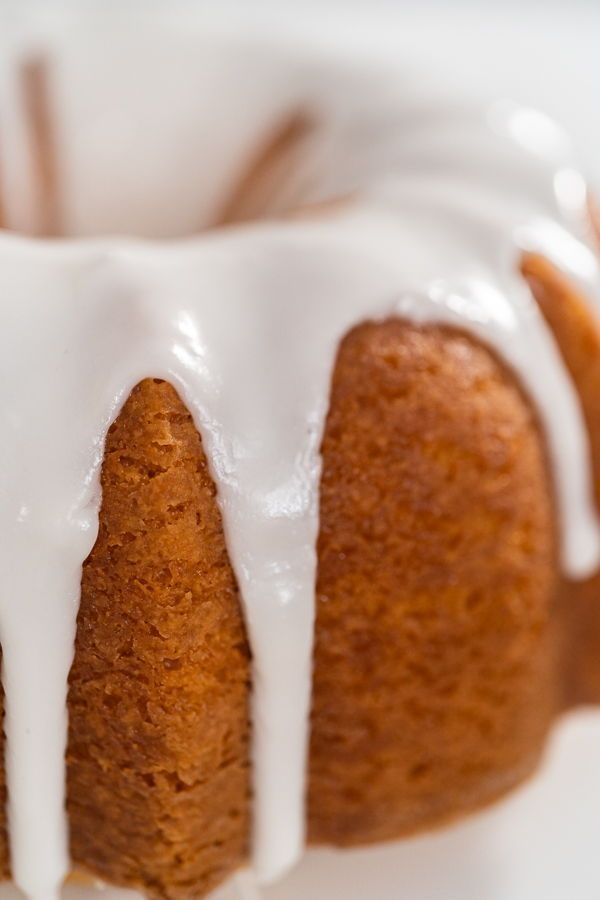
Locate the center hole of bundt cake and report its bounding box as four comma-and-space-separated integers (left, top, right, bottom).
1, 55, 316, 239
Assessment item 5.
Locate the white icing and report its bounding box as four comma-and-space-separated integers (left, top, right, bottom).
0, 13, 599, 900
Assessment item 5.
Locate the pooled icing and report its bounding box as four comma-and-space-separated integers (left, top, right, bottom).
0, 13, 599, 900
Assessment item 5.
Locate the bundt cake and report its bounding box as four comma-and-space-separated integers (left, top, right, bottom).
0, 12, 599, 900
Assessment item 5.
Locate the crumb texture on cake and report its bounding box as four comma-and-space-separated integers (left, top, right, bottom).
309, 320, 559, 844
66, 380, 251, 898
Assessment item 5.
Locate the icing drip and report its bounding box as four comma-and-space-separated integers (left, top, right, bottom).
0, 16, 599, 899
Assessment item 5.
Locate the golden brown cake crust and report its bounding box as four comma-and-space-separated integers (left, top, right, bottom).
522, 254, 600, 705
66, 380, 251, 899
308, 320, 559, 845
0, 264, 599, 895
